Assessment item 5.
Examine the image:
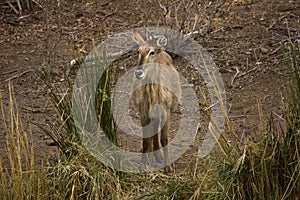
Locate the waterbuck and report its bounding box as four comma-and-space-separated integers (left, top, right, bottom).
132, 32, 181, 173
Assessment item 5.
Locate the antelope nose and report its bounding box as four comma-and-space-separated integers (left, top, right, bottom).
134, 70, 145, 79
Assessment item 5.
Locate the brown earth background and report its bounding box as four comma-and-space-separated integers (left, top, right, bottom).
0, 0, 299, 167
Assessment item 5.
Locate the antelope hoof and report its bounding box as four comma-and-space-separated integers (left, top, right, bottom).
154, 151, 163, 163
164, 165, 174, 174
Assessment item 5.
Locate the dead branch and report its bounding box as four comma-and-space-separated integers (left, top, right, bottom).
237, 67, 258, 78
231, 67, 258, 86
231, 66, 240, 86
0, 68, 19, 76
7, 1, 19, 14
5, 69, 34, 82
3, 0, 36, 15
16, 0, 22, 14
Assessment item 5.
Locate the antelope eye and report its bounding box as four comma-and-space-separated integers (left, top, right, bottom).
148, 50, 155, 56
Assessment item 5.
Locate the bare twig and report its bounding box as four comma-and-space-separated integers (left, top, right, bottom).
158, 0, 171, 27
158, 0, 167, 16
25, 0, 32, 10
7, 1, 19, 14
22, 106, 45, 113
174, 1, 182, 29
231, 66, 258, 86
270, 46, 282, 55
237, 67, 258, 78
0, 68, 19, 76
5, 69, 34, 82
16, 0, 22, 14
203, 0, 226, 35
31, 0, 43, 10
192, 13, 199, 32
231, 66, 240, 86
204, 102, 219, 111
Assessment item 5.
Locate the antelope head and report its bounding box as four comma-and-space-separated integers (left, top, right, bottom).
133, 32, 162, 80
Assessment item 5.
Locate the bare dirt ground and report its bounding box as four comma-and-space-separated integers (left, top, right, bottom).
0, 0, 299, 168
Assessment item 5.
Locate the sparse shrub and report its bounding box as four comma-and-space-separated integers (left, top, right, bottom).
0, 84, 49, 199
213, 40, 300, 200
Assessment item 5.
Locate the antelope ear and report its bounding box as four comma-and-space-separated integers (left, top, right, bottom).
133, 32, 145, 45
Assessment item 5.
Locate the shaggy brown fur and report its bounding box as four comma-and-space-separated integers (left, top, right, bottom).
132, 32, 181, 173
